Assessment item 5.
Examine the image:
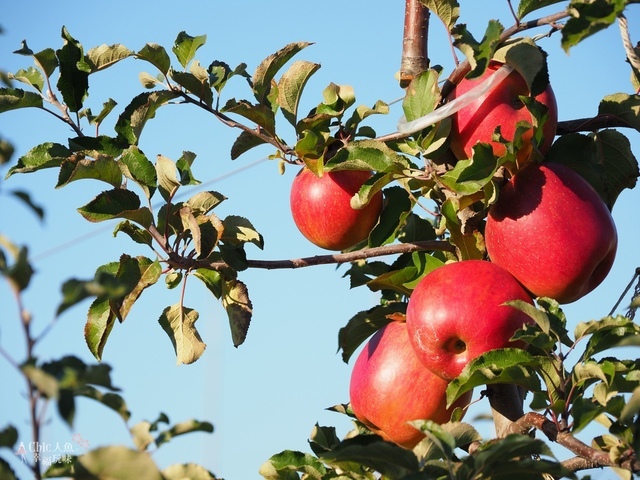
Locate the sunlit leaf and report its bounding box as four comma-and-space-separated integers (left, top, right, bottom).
562, 0, 626, 52
452, 20, 503, 78
137, 43, 171, 75
277, 60, 320, 127
74, 446, 163, 480
57, 155, 123, 188
419, 0, 460, 30
86, 44, 133, 73
162, 463, 218, 480
158, 304, 206, 365
172, 31, 207, 69
517, 0, 565, 19
10, 66, 44, 92
402, 68, 441, 123
599, 93, 640, 133
0, 87, 43, 113
259, 450, 327, 480
120, 145, 157, 200
253, 42, 313, 104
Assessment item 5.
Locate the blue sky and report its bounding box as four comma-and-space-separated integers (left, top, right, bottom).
1, 1, 639, 479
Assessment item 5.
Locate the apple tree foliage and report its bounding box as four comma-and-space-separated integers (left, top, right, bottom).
2, 0, 640, 478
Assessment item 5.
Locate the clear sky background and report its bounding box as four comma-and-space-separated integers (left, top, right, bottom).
1, 2, 639, 479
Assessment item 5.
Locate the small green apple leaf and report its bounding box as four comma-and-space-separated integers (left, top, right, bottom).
170, 62, 213, 107
345, 100, 389, 135
439, 144, 499, 195
221, 215, 264, 249
77, 188, 153, 228
369, 186, 413, 247
185, 191, 227, 216
0, 425, 18, 449
74, 446, 164, 480
252, 42, 313, 104
154, 419, 214, 448
137, 43, 171, 75
366, 252, 444, 296
318, 435, 419, 478
326, 139, 410, 173
222, 98, 276, 135
337, 303, 406, 363
115, 90, 179, 146
120, 146, 157, 200
278, 60, 321, 127
222, 279, 252, 348
599, 93, 640, 133
575, 315, 640, 360
414, 421, 482, 462
172, 31, 206, 69
230, 130, 267, 160
0, 87, 43, 113
440, 198, 485, 261
0, 241, 34, 292
85, 44, 133, 73
561, 0, 625, 52
517, 0, 565, 19
84, 297, 116, 361
113, 256, 162, 322
21, 364, 59, 399
5, 142, 71, 178
420, 0, 460, 30
259, 450, 327, 480
68, 135, 125, 157
452, 20, 503, 78
545, 131, 639, 210
193, 268, 223, 299
402, 68, 441, 123
76, 385, 130, 422
162, 463, 217, 480
446, 348, 542, 406
494, 38, 548, 96
309, 424, 341, 456
57, 155, 123, 188
158, 304, 206, 365
10, 66, 44, 92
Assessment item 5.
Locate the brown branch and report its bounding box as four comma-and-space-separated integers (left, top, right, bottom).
400, 0, 430, 88
556, 114, 637, 135
486, 384, 525, 438
166, 240, 455, 272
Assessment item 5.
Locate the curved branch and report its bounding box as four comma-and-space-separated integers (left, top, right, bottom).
168, 240, 454, 272
556, 114, 638, 135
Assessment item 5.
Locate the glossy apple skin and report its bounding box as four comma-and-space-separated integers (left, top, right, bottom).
290, 168, 383, 251
448, 62, 558, 161
405, 260, 534, 381
485, 162, 618, 304
349, 321, 472, 449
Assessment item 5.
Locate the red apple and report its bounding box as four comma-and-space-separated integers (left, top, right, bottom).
405, 260, 534, 381
290, 168, 383, 251
447, 62, 558, 162
349, 320, 472, 449
485, 162, 618, 304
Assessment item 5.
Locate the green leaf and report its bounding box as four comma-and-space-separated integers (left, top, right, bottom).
253, 42, 313, 104
446, 348, 542, 406
33, 48, 59, 78
21, 364, 59, 399
77, 188, 153, 227
137, 43, 171, 75
419, 0, 460, 30
10, 66, 44, 92
221, 215, 264, 249
77, 386, 130, 422
517, 0, 565, 19
599, 93, 640, 133
193, 268, 223, 299
277, 60, 320, 126
185, 191, 227, 216
337, 303, 406, 363
325, 139, 410, 173
452, 20, 504, 78
111, 256, 162, 322
155, 419, 214, 448
68, 135, 125, 157
57, 155, 123, 188
369, 186, 413, 247
0, 87, 43, 113
73, 446, 163, 480
176, 150, 200, 186
170, 62, 213, 107
494, 38, 549, 96
156, 154, 181, 201
309, 424, 341, 456
120, 145, 157, 200
575, 315, 640, 359
115, 90, 179, 145
562, 0, 626, 52
402, 68, 441, 123
546, 131, 639, 210
222, 98, 276, 135
0, 457, 18, 480
318, 435, 420, 479
259, 450, 327, 480
7, 190, 45, 220
0, 425, 18, 448
172, 31, 207, 69
0, 239, 34, 292
439, 145, 499, 195
414, 421, 482, 462
86, 44, 133, 73
222, 279, 252, 347
56, 27, 89, 112
440, 198, 484, 260
158, 304, 206, 365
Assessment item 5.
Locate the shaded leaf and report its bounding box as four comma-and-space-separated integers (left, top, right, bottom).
77, 188, 153, 227
155, 419, 214, 448
5, 142, 71, 178
86, 44, 133, 73
137, 43, 171, 75
0, 425, 18, 449
221, 215, 263, 249
0, 87, 43, 113
599, 93, 640, 133
253, 42, 313, 104
259, 450, 327, 480
222, 98, 276, 135
452, 20, 504, 78
115, 90, 179, 145
56, 27, 89, 112
8, 190, 45, 220
222, 279, 252, 347
57, 155, 123, 188
562, 0, 626, 52
120, 145, 157, 200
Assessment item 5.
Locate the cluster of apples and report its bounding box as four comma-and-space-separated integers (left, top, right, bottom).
289, 62, 618, 448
